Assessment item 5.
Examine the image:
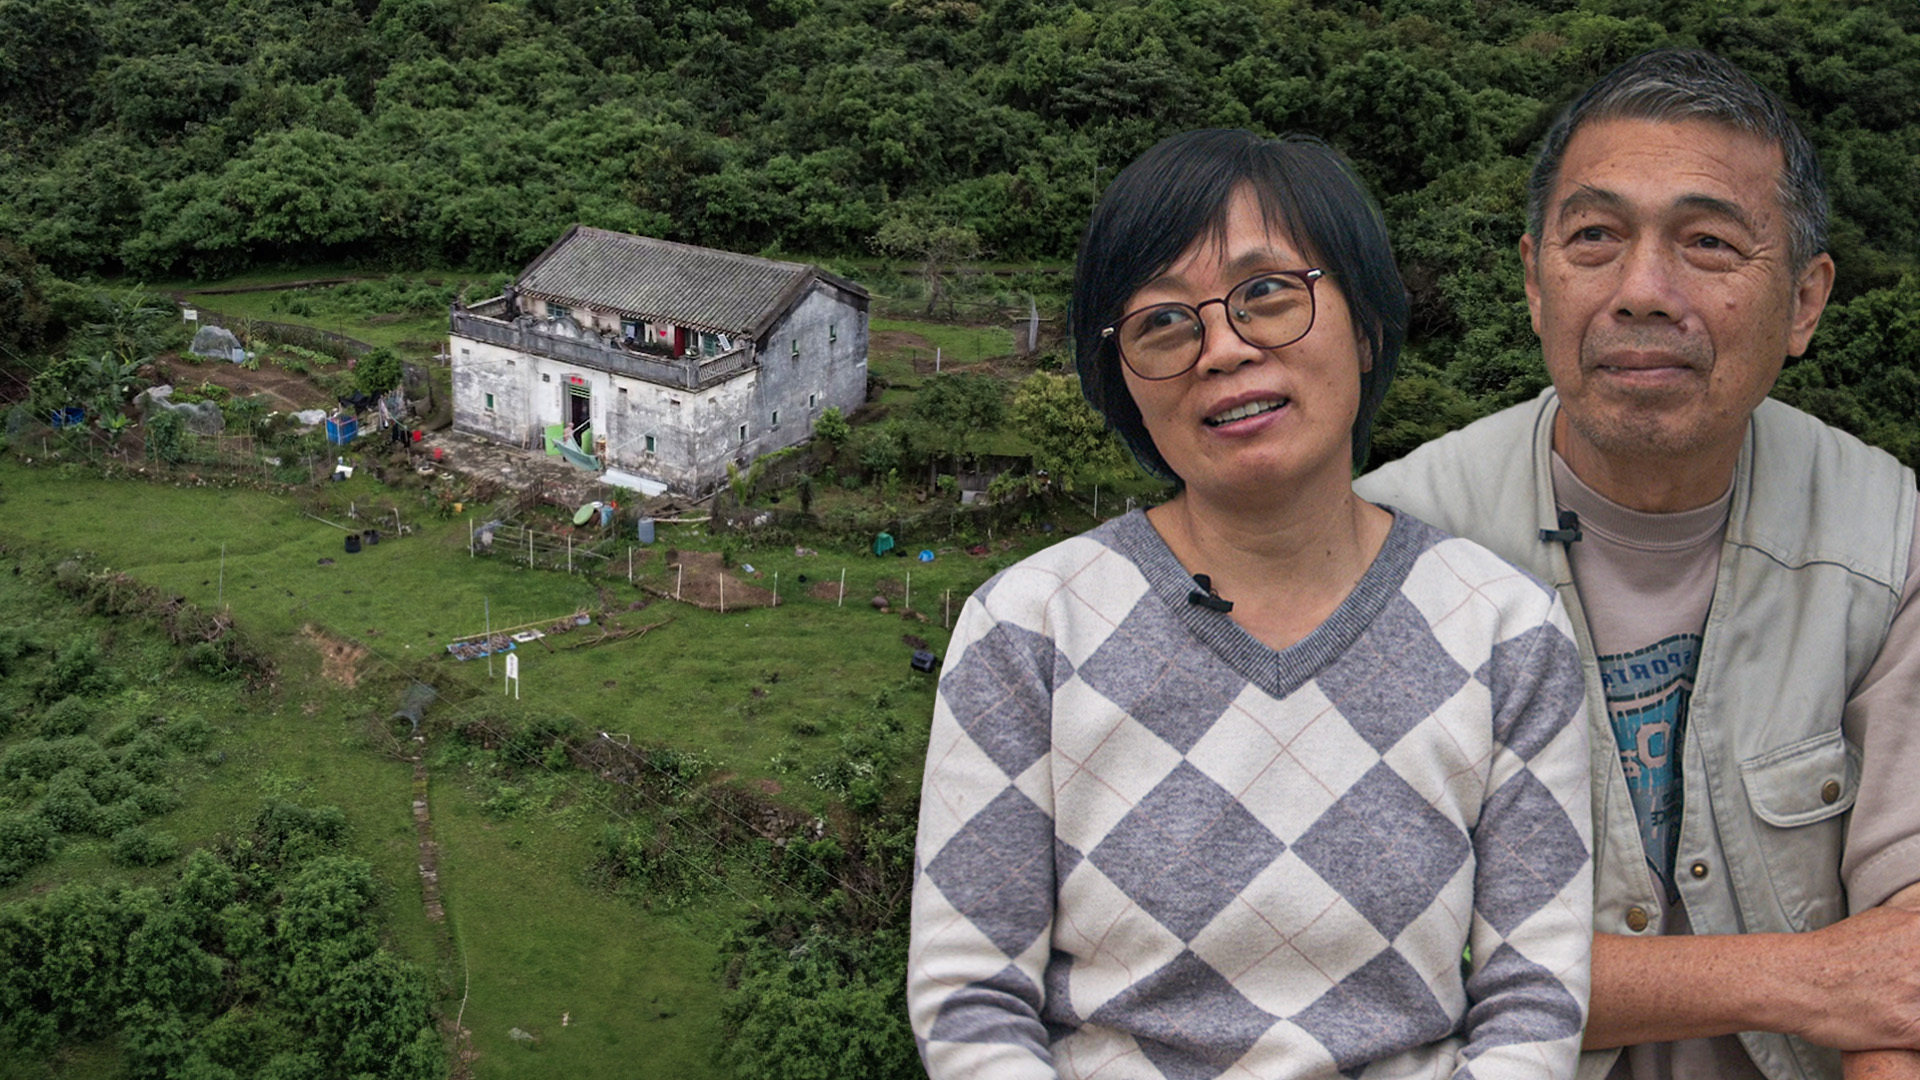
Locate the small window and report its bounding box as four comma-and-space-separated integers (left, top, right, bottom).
808, 393, 818, 409
485, 393, 495, 411
460, 348, 471, 360
621, 319, 641, 340
542, 373, 551, 383
547, 302, 571, 320
790, 338, 799, 358
645, 435, 656, 454
618, 386, 628, 394
829, 324, 837, 343
771, 410, 780, 429
738, 423, 748, 443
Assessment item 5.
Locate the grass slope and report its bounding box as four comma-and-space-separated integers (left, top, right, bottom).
0, 455, 1085, 1078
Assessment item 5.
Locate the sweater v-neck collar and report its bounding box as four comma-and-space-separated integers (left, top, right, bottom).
1104, 507, 1426, 700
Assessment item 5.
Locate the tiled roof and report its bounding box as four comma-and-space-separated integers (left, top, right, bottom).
514, 226, 863, 336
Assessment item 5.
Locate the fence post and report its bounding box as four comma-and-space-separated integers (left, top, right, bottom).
628, 547, 633, 583
773, 572, 779, 607
906, 571, 911, 611
839, 568, 846, 607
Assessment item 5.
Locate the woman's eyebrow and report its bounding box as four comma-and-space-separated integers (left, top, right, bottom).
1222, 247, 1295, 274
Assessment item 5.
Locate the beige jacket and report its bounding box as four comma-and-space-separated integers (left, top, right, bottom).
1356, 390, 1915, 1080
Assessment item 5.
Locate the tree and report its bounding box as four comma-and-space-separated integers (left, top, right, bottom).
1008, 372, 1128, 491
71, 286, 175, 365
0, 239, 52, 359
813, 406, 852, 451
352, 347, 404, 398
912, 372, 1004, 480
871, 210, 982, 318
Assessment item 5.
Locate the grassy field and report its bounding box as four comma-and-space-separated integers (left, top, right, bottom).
172, 274, 506, 357
0, 451, 1087, 1078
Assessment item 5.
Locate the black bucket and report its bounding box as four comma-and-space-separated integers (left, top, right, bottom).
364, 529, 380, 545
345, 532, 362, 554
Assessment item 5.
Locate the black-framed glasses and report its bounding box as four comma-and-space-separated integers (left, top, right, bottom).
1100, 268, 1325, 381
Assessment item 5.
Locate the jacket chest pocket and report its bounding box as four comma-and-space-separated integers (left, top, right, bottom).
1739, 728, 1859, 931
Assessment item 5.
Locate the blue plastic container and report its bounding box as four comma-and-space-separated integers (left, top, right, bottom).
326, 414, 359, 445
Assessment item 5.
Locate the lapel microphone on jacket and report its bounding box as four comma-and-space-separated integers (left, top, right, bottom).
1187, 573, 1234, 613
1539, 510, 1584, 545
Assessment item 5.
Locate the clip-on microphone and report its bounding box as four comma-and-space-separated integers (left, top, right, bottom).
1187, 573, 1234, 613
1539, 510, 1583, 545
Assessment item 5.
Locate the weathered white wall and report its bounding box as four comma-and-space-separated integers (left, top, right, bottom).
449, 337, 533, 446
752, 282, 869, 451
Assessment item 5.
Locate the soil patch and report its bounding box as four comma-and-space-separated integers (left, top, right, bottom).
168, 359, 337, 412
303, 624, 369, 687
870, 329, 932, 354
652, 550, 776, 610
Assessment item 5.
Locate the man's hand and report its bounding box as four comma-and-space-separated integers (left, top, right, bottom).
1842, 885, 1920, 1078
1586, 884, 1920, 1052
1788, 887, 1920, 1051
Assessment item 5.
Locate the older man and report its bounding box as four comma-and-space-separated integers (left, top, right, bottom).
1357, 49, 1920, 1080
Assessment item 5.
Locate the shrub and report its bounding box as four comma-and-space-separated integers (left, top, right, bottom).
37, 695, 96, 737
36, 636, 113, 703
95, 799, 147, 837
40, 769, 100, 833
111, 826, 181, 867
184, 641, 238, 678
130, 783, 183, 818
117, 732, 169, 782
83, 763, 138, 806
0, 812, 56, 884
0, 737, 112, 787
163, 715, 213, 753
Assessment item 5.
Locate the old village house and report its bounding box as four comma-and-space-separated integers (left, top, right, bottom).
450, 225, 869, 493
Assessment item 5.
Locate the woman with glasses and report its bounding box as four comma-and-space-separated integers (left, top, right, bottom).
909, 129, 1594, 1079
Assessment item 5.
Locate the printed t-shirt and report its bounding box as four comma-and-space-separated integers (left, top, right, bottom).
1552, 454, 1920, 1080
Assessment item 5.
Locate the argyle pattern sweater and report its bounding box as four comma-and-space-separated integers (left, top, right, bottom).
910, 510, 1592, 1080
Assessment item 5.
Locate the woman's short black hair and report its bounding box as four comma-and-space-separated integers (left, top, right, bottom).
1071, 129, 1409, 482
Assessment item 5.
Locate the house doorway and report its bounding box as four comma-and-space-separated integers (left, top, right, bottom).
566, 382, 591, 445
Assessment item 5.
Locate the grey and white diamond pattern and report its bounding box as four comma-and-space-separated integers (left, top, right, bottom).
914, 514, 1590, 1079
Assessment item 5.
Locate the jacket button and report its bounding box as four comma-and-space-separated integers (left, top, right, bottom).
1626, 907, 1649, 932
1822, 780, 1842, 804
1690, 861, 1709, 879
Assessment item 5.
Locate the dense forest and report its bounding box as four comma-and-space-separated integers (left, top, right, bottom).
3, 0, 1919, 461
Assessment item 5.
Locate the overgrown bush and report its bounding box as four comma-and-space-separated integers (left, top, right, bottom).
35, 635, 114, 703
163, 715, 213, 753
111, 825, 180, 867
39, 768, 100, 833
36, 694, 96, 736
719, 923, 918, 1080
1, 802, 442, 1079
0, 811, 56, 884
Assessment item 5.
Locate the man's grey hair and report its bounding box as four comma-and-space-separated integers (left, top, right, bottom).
1526, 48, 1829, 272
